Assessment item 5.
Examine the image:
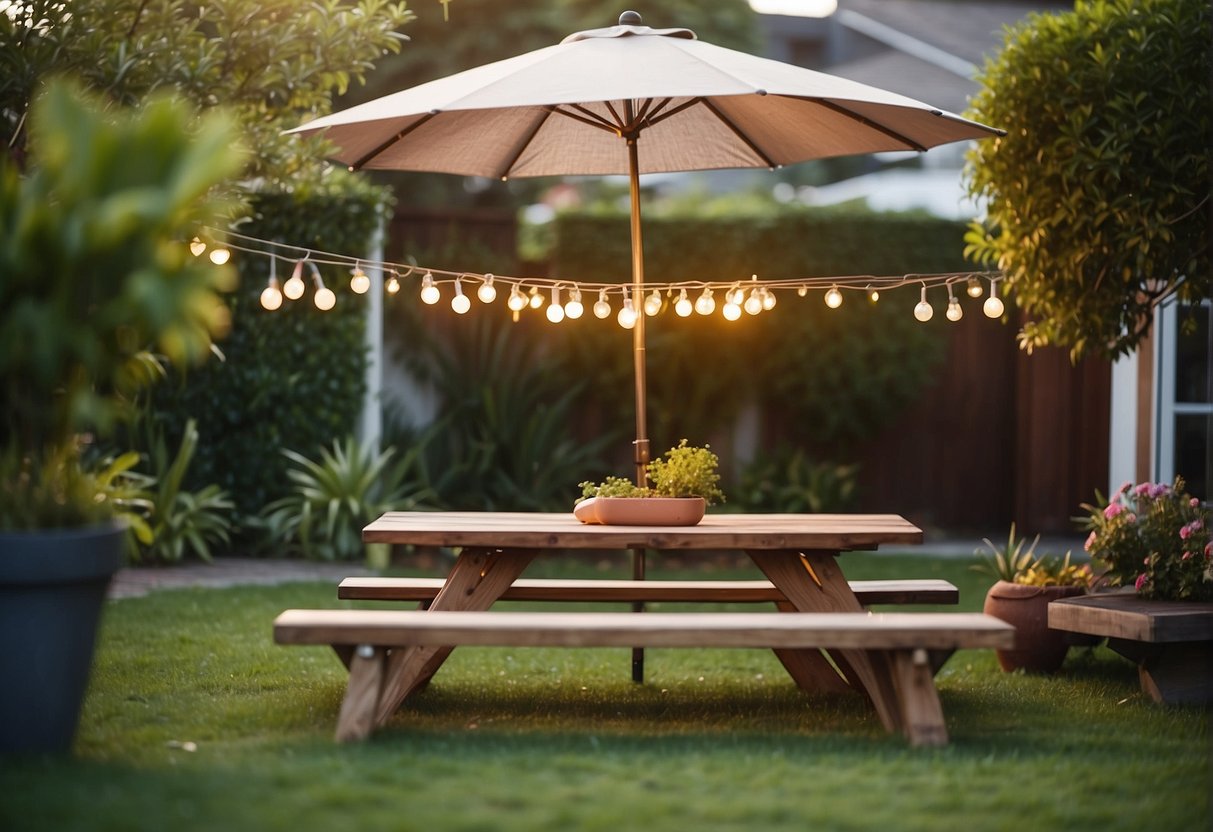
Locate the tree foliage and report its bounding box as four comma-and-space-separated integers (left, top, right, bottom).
0, 0, 413, 187
963, 0, 1211, 359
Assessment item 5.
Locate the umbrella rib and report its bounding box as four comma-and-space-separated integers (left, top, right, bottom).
349, 112, 439, 171
495, 109, 554, 180
698, 98, 778, 169
806, 98, 929, 153
568, 102, 623, 131
645, 97, 705, 128
641, 97, 673, 124
549, 105, 623, 135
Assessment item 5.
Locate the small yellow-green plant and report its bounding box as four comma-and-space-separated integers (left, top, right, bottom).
577, 440, 726, 506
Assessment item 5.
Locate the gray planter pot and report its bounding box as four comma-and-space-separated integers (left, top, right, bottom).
0, 524, 125, 754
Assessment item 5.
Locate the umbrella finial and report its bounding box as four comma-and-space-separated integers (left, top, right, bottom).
619, 10, 642, 26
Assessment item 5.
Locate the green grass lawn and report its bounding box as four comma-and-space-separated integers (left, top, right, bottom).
1, 553, 1209, 831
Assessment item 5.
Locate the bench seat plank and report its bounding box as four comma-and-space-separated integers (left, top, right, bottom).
337, 577, 959, 606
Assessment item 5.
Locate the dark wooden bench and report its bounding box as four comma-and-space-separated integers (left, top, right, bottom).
337, 576, 959, 606
1049, 592, 1213, 704
274, 608, 1013, 746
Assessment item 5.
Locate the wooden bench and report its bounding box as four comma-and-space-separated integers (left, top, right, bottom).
274, 608, 1013, 747
337, 576, 960, 606
1049, 592, 1213, 704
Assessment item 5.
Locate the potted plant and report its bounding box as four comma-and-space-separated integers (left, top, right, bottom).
975, 524, 1093, 673
0, 82, 241, 753
574, 440, 726, 526
1080, 477, 1212, 602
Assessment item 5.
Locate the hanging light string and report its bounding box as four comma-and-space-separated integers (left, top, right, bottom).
191, 226, 1007, 321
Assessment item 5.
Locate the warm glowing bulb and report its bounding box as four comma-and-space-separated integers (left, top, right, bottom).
728, 286, 745, 305
643, 289, 662, 316
477, 274, 497, 303
744, 289, 762, 315
983, 295, 1004, 318
674, 289, 692, 317
260, 278, 283, 311
349, 267, 370, 294
284, 261, 306, 300
565, 289, 584, 319
386, 275, 400, 294
452, 280, 470, 314
695, 288, 715, 315
420, 273, 440, 304
314, 287, 336, 311
868, 288, 880, 303
189, 237, 207, 257
966, 276, 984, 298
508, 285, 527, 311
723, 301, 742, 321
617, 297, 637, 329
593, 289, 611, 319
824, 286, 843, 309
546, 286, 564, 322
797, 285, 808, 297
761, 288, 776, 311
209, 247, 231, 265
528, 287, 543, 309
946, 298, 963, 322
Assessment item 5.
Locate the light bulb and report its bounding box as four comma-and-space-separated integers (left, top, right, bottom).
507, 285, 527, 311
761, 288, 776, 311
260, 277, 283, 311
723, 301, 742, 321
695, 288, 715, 315
644, 288, 662, 316
744, 288, 762, 315
209, 247, 231, 265
452, 280, 470, 314
946, 298, 963, 322
477, 274, 497, 304
314, 286, 336, 311
617, 296, 637, 329
593, 289, 611, 319
797, 285, 808, 297
386, 275, 400, 294
528, 287, 543, 309
189, 237, 207, 257
565, 289, 584, 319
914, 286, 933, 322
674, 289, 693, 317
868, 287, 880, 303
349, 266, 370, 294
420, 272, 440, 305
824, 286, 843, 309
284, 261, 306, 300
546, 286, 564, 322
728, 286, 745, 305
966, 276, 984, 298
983, 294, 1005, 318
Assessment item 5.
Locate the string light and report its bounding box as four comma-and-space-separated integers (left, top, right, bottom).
209, 245, 231, 265
983, 279, 1005, 318
189, 237, 207, 257
349, 263, 370, 294
761, 287, 776, 311
528, 286, 543, 309
420, 272, 440, 304
617, 289, 637, 329
867, 285, 880, 303
565, 288, 584, 319
385, 274, 400, 294
966, 276, 984, 298
946, 283, 963, 322
744, 288, 762, 315
824, 286, 843, 309
722, 294, 742, 320
797, 285, 808, 297
593, 288, 611, 319
546, 285, 565, 323
507, 284, 527, 312
260, 256, 283, 311
451, 278, 471, 314
913, 284, 933, 322
477, 274, 497, 303
310, 263, 335, 311
644, 288, 662, 316
674, 289, 693, 317
283, 260, 306, 300
695, 288, 715, 315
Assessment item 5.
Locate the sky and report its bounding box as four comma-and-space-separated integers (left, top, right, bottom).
748, 0, 839, 17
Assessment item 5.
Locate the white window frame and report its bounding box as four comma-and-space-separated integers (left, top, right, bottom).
1154, 296, 1212, 484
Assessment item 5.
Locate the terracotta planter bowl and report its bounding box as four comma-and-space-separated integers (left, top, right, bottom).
983, 580, 1085, 673
573, 497, 706, 526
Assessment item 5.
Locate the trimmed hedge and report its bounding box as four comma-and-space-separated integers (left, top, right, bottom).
550, 210, 969, 452
152, 187, 386, 520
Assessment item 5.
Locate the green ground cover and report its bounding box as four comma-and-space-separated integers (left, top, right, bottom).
1, 554, 1208, 831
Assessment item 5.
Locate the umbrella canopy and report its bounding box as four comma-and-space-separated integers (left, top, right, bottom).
291, 11, 1001, 483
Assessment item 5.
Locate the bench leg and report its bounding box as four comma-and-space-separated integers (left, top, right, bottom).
749, 549, 905, 734
887, 648, 948, 747
373, 547, 537, 726
336, 645, 385, 743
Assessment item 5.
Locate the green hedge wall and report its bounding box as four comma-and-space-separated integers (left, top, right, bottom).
152, 187, 386, 519
549, 210, 969, 453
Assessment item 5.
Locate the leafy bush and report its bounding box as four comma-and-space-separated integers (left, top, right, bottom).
579, 441, 725, 505
737, 449, 858, 513
964, 0, 1212, 359
261, 437, 430, 561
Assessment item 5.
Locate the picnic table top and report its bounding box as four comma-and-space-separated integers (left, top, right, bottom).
363, 511, 923, 551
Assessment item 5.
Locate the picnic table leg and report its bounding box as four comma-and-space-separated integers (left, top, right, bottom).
372, 547, 537, 726
772, 600, 856, 695
336, 645, 385, 743
747, 549, 904, 735
886, 648, 949, 747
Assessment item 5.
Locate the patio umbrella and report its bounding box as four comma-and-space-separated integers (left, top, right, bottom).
291, 10, 1002, 486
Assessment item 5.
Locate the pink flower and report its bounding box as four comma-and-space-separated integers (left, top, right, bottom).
1104, 502, 1124, 519
1134, 483, 1151, 497
1148, 483, 1170, 499
1135, 573, 1149, 590
1126, 514, 1137, 524
1180, 525, 1192, 540
1206, 542, 1212, 558
1084, 531, 1097, 552
1182, 551, 1193, 560
1191, 497, 1201, 507
1119, 481, 1132, 494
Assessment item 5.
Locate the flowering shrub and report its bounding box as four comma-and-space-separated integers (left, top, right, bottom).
1080, 477, 1212, 601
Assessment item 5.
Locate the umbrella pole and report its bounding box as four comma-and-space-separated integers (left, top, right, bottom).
627, 129, 649, 685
